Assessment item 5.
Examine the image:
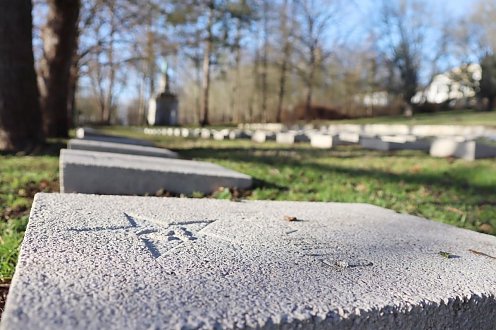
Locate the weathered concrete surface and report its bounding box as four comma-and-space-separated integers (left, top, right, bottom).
76, 128, 154, 147
68, 139, 178, 159
3, 193, 496, 330
60, 149, 252, 195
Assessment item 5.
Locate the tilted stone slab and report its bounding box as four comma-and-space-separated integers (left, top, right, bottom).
76, 128, 154, 147
60, 149, 252, 195
68, 139, 178, 159
2, 193, 496, 330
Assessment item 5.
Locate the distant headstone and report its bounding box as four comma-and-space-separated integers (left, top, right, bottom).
60, 149, 252, 195
310, 134, 339, 149
276, 132, 310, 144
68, 139, 178, 159
360, 136, 431, 152
252, 131, 276, 143
147, 61, 179, 126
76, 128, 154, 147
228, 130, 251, 140
337, 132, 361, 144
430, 139, 496, 160
3, 194, 496, 329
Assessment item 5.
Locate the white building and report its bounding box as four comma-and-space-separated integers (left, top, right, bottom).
412, 64, 481, 104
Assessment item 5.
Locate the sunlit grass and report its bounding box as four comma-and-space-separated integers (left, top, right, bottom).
1, 127, 496, 280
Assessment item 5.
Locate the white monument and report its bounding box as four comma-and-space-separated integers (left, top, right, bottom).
147, 61, 179, 126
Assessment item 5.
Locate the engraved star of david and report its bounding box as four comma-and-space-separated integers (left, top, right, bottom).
69, 213, 214, 258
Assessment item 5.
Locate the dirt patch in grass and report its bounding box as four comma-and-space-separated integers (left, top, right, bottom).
0, 279, 10, 320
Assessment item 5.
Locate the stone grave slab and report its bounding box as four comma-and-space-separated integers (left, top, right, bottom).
200, 129, 211, 139
276, 132, 310, 144
180, 128, 191, 138
337, 132, 361, 144
310, 134, 339, 149
360, 136, 431, 152
362, 124, 410, 136
228, 130, 251, 140
252, 131, 276, 143
2, 193, 496, 330
430, 139, 496, 160
60, 149, 252, 195
68, 139, 178, 159
212, 129, 230, 141
76, 128, 154, 147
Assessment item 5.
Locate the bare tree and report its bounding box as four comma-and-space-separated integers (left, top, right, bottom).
0, 0, 44, 151
275, 0, 294, 122
293, 0, 340, 120
376, 0, 452, 115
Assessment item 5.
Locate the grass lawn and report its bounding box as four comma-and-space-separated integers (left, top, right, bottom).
322, 109, 496, 127
1, 130, 496, 286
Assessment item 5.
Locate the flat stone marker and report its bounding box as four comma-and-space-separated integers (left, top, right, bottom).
337, 132, 361, 144
60, 149, 252, 195
228, 130, 251, 140
310, 134, 339, 149
276, 132, 310, 144
430, 139, 496, 160
360, 136, 431, 152
3, 194, 496, 330
68, 139, 179, 159
200, 128, 211, 139
76, 128, 154, 147
252, 130, 276, 143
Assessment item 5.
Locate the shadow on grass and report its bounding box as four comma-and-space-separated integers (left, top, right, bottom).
0, 140, 66, 157
181, 146, 496, 196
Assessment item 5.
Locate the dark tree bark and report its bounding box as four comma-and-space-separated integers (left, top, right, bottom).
39, 0, 80, 137
260, 0, 269, 123
276, 0, 291, 123
200, 3, 214, 127
0, 0, 44, 151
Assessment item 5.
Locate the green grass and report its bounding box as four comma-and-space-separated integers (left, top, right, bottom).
0, 155, 59, 280
322, 109, 496, 126
1, 128, 496, 280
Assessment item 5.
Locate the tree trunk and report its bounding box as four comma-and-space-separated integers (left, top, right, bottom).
231, 22, 242, 124
304, 51, 316, 121
39, 0, 80, 137
261, 0, 269, 123
67, 53, 79, 128
200, 6, 214, 127
0, 0, 44, 151
488, 96, 496, 111
101, 0, 116, 125
276, 0, 290, 123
